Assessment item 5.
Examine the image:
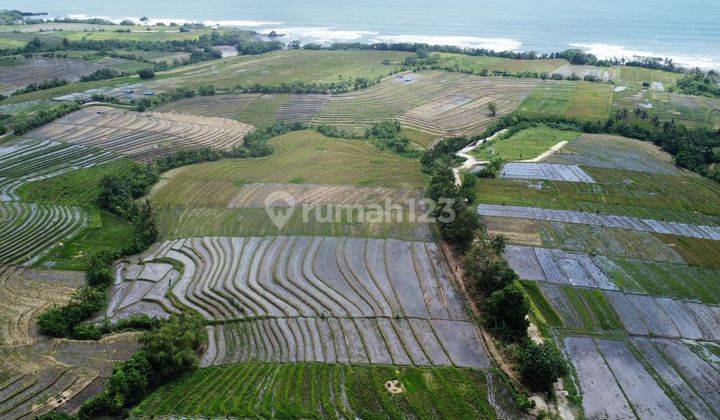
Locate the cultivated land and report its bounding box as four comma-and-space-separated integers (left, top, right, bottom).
515, 80, 613, 120
25, 106, 254, 163
475, 132, 720, 417
0, 266, 139, 417
471, 126, 580, 161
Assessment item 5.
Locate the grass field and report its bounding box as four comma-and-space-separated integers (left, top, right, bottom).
133, 363, 498, 419
234, 94, 290, 128
401, 127, 439, 148
471, 126, 579, 161
433, 53, 566, 74
565, 81, 613, 120
151, 130, 424, 208
614, 66, 683, 89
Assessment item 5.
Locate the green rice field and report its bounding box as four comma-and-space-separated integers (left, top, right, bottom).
471, 126, 579, 161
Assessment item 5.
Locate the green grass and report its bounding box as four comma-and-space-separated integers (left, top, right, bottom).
151, 130, 424, 208
133, 363, 496, 419
17, 158, 137, 206
234, 94, 289, 128
595, 256, 720, 304
614, 66, 683, 89
401, 127, 438, 148
521, 281, 563, 327
514, 81, 575, 118
34, 206, 134, 271
471, 126, 580, 161
655, 234, 720, 269
434, 53, 566, 74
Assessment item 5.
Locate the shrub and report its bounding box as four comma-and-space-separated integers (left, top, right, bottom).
483, 281, 530, 339
464, 244, 518, 297
138, 68, 155, 79
517, 341, 568, 394
37, 287, 106, 337
85, 249, 120, 287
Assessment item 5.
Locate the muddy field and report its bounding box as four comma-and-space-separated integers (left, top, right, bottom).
0, 57, 125, 95
24, 106, 254, 162
499, 163, 595, 183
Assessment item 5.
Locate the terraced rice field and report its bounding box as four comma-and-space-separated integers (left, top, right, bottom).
155, 93, 260, 118
275, 94, 330, 123
0, 202, 89, 265
0, 57, 125, 95
111, 235, 488, 369
527, 283, 622, 331
0, 265, 82, 346
565, 336, 718, 419
24, 106, 254, 162
548, 133, 681, 174
471, 126, 580, 161
133, 364, 500, 419
479, 204, 720, 240
499, 163, 595, 182
0, 137, 118, 201
106, 262, 181, 322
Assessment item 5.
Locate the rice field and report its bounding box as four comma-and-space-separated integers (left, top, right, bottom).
155, 93, 260, 118
470, 126, 580, 161
434, 53, 567, 74
113, 235, 488, 369
151, 130, 423, 209
0, 137, 119, 201
499, 163, 595, 183
514, 80, 612, 120
611, 87, 720, 129
0, 202, 90, 266
565, 336, 717, 419
529, 283, 622, 331
613, 66, 683, 89
24, 106, 254, 163
133, 363, 500, 419
552, 65, 615, 82
0, 56, 126, 95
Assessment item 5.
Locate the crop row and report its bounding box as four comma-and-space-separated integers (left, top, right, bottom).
202, 317, 490, 369
133, 363, 495, 419
0, 137, 118, 201
134, 236, 468, 322
155, 93, 261, 118
565, 336, 718, 419
25, 106, 254, 162
0, 202, 89, 265
0, 265, 80, 346
499, 163, 595, 183
275, 94, 330, 123
105, 261, 181, 322
0, 57, 123, 95
479, 204, 720, 240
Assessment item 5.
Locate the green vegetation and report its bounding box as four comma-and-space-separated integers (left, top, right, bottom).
401, 127, 438, 148
675, 69, 720, 98
514, 81, 612, 120
433, 53, 566, 74
565, 81, 613, 120
234, 94, 289, 127
656, 234, 720, 269
517, 341, 568, 394
472, 126, 579, 161
133, 363, 496, 419
521, 281, 562, 327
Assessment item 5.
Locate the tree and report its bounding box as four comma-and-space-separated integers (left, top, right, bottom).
517, 341, 568, 394
119, 19, 135, 26
483, 281, 530, 339
138, 68, 155, 79
464, 244, 518, 297
487, 102, 497, 116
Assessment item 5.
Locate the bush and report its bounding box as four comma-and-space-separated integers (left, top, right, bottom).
37, 287, 106, 337
464, 244, 518, 297
517, 341, 568, 394
138, 68, 155, 79
483, 281, 530, 339
85, 249, 120, 287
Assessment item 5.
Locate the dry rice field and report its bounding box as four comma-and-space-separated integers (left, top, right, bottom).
109, 235, 490, 369
0, 57, 125, 95
24, 106, 254, 163
155, 93, 260, 118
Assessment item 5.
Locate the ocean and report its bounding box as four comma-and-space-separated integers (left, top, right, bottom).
2, 0, 719, 69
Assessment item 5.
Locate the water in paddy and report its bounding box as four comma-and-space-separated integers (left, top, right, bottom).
6, 0, 720, 68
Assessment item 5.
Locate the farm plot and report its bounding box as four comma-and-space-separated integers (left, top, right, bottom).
0, 137, 118, 201
275, 94, 330, 123
478, 204, 720, 240
234, 94, 291, 128
105, 261, 182, 322
433, 53, 566, 74
650, 91, 720, 129
156, 207, 433, 242
24, 106, 254, 163
504, 245, 616, 289
113, 235, 488, 368
656, 234, 720, 269
313, 71, 469, 134
552, 64, 614, 82
397, 77, 537, 136
133, 363, 499, 419
154, 93, 260, 118
0, 332, 139, 417
530, 283, 621, 331
0, 202, 89, 265
548, 133, 681, 174
0, 57, 124, 95
0, 265, 82, 346
595, 256, 720, 304
514, 80, 575, 118
603, 290, 720, 340
202, 317, 489, 368
499, 163, 594, 183
486, 217, 686, 263
470, 126, 579, 162
150, 130, 423, 208
614, 66, 683, 90
514, 80, 612, 120
564, 336, 686, 419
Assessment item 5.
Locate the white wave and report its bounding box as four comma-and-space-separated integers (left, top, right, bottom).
371, 34, 521, 51
570, 43, 720, 70
63, 14, 280, 27
269, 27, 379, 44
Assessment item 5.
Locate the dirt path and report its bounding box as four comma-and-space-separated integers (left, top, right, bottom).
452, 129, 508, 186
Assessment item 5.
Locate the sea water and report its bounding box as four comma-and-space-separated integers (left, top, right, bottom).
2, 0, 719, 68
